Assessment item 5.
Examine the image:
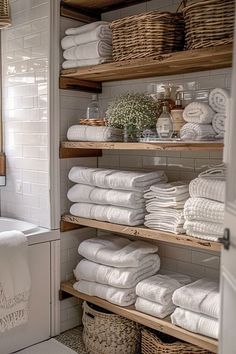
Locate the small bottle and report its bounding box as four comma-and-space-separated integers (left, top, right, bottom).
86, 94, 102, 120
171, 93, 185, 138
156, 101, 173, 139
163, 86, 175, 110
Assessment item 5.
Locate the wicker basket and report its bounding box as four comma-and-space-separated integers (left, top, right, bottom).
0, 0, 11, 28
182, 0, 235, 49
141, 328, 213, 354
110, 11, 185, 61
82, 301, 140, 354
79, 118, 106, 126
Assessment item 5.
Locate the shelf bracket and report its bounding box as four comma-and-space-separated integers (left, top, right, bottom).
59, 289, 73, 301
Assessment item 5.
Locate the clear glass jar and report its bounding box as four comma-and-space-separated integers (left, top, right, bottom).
156, 101, 173, 139
86, 94, 102, 120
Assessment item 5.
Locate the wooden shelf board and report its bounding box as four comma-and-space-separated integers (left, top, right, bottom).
60, 280, 218, 353
59, 77, 102, 93
60, 146, 102, 159
61, 45, 232, 83
0, 152, 6, 177
61, 215, 222, 252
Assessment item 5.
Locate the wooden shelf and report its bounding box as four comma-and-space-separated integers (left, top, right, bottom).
61, 215, 222, 252
61, 45, 232, 85
60, 280, 218, 353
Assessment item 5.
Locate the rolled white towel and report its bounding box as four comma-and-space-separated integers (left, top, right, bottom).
198, 164, 226, 180
209, 88, 230, 113
67, 125, 123, 142
184, 197, 224, 223
63, 40, 112, 60
189, 177, 225, 202
212, 113, 225, 136
135, 297, 175, 319
65, 21, 110, 36
74, 256, 160, 288
73, 280, 136, 307
62, 58, 111, 69
180, 123, 216, 141
183, 220, 224, 241
183, 102, 214, 124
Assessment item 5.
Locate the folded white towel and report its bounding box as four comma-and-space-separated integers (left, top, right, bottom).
146, 181, 189, 197
189, 177, 225, 202
209, 88, 230, 113
62, 58, 111, 69
180, 123, 216, 141
65, 21, 110, 36
68, 166, 167, 191
184, 197, 224, 223
171, 308, 219, 339
73, 280, 136, 306
172, 278, 220, 318
136, 273, 191, 305
0, 231, 31, 332
62, 25, 112, 50
68, 184, 144, 209
70, 202, 145, 226
183, 102, 214, 124
74, 256, 160, 289
78, 235, 158, 268
63, 41, 112, 60
144, 221, 185, 234
198, 164, 226, 181
145, 195, 189, 209
212, 113, 225, 137
135, 297, 175, 319
144, 210, 185, 234
184, 220, 224, 241
67, 125, 123, 142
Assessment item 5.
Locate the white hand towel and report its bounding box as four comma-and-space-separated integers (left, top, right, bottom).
78, 235, 158, 268
212, 113, 225, 136
62, 25, 112, 50
74, 256, 160, 288
198, 164, 226, 181
0, 231, 31, 332
171, 308, 219, 339
145, 194, 189, 209
144, 210, 185, 234
209, 88, 230, 113
63, 41, 112, 60
70, 202, 145, 226
62, 58, 111, 69
68, 184, 145, 209
136, 273, 191, 305
184, 220, 224, 241
65, 21, 110, 36
146, 181, 189, 197
172, 278, 220, 318
68, 166, 167, 191
73, 280, 136, 306
183, 102, 214, 124
180, 123, 216, 141
189, 177, 225, 202
184, 197, 224, 223
135, 297, 175, 319
67, 125, 123, 142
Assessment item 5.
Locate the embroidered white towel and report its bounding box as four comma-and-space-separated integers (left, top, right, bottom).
0, 231, 31, 332
65, 21, 110, 36
180, 123, 216, 141
70, 202, 145, 226
184, 220, 224, 241
198, 164, 226, 181
189, 177, 225, 202
74, 256, 160, 288
183, 102, 214, 124
212, 113, 225, 136
135, 297, 175, 319
172, 278, 220, 318
209, 88, 230, 113
67, 125, 123, 142
136, 273, 191, 305
63, 41, 112, 60
73, 280, 136, 306
78, 235, 158, 268
62, 58, 111, 69
67, 184, 144, 209
68, 166, 167, 191
184, 197, 224, 223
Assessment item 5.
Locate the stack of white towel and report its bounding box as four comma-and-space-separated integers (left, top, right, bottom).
135, 272, 191, 319
67, 125, 123, 142
61, 21, 112, 69
68, 166, 167, 226
180, 88, 229, 140
144, 181, 189, 234
73, 235, 160, 307
171, 278, 220, 339
184, 165, 225, 241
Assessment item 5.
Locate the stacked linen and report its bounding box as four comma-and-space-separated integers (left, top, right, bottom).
209, 88, 230, 138
61, 21, 112, 69
171, 278, 220, 339
73, 235, 160, 307
144, 181, 189, 234
135, 272, 191, 319
67, 125, 123, 142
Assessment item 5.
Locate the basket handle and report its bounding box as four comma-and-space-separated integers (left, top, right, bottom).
176, 0, 187, 12
85, 312, 95, 319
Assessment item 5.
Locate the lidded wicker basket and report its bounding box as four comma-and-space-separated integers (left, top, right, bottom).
110, 11, 185, 61
0, 0, 11, 28
182, 0, 235, 49
82, 301, 140, 354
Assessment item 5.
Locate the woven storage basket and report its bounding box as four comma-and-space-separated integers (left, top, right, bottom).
82, 301, 140, 354
182, 0, 235, 49
110, 11, 185, 61
80, 118, 106, 126
141, 328, 213, 354
0, 0, 11, 28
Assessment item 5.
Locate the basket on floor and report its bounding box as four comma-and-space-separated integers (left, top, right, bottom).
0, 0, 11, 28
82, 301, 140, 354
141, 328, 213, 354
182, 0, 235, 50
110, 11, 185, 61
